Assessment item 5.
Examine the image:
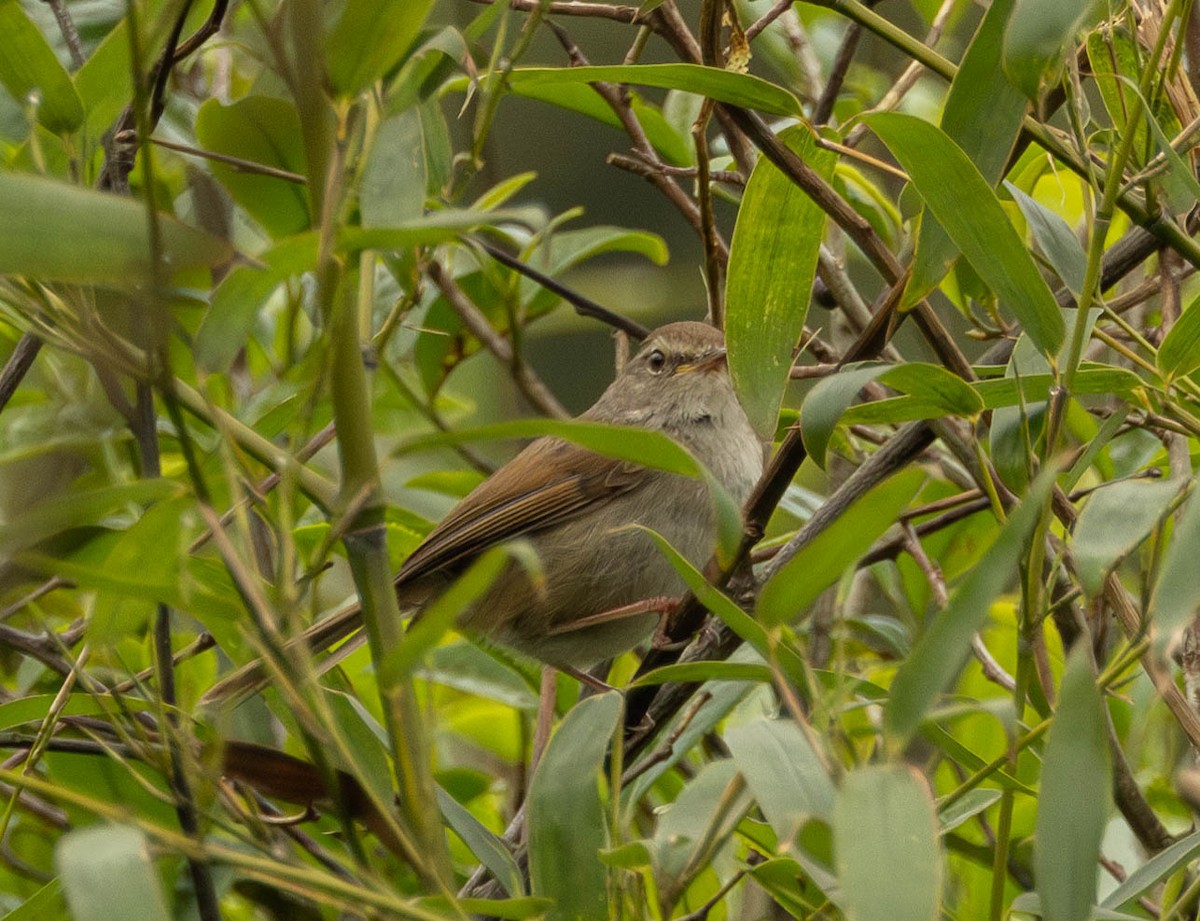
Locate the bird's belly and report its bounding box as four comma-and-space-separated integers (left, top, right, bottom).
458, 481, 713, 668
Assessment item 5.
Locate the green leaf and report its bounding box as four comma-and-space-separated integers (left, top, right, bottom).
0, 172, 232, 288
1148, 484, 1200, 652
801, 362, 983, 467
726, 125, 833, 437
1003, 0, 1101, 100
498, 80, 693, 167
73, 21, 131, 140
834, 766, 941, 921
195, 232, 319, 371
194, 96, 310, 238
758, 468, 925, 625
382, 547, 510, 683
338, 207, 542, 253
506, 65, 802, 117
867, 113, 1065, 357
634, 527, 808, 688
56, 825, 170, 921
908, 0, 1028, 303
0, 879, 65, 921
726, 719, 836, 838
396, 417, 703, 478
457, 898, 555, 920
326, 0, 436, 95
1087, 28, 1149, 160
528, 692, 621, 921
361, 109, 427, 226
0, 694, 149, 731
937, 788, 1002, 833
1035, 646, 1112, 921
1005, 182, 1087, 294
437, 788, 526, 897
1070, 478, 1181, 596
0, 1, 84, 133
0, 480, 181, 559
629, 661, 772, 686
884, 467, 1057, 748
1157, 293, 1200, 381
1100, 828, 1200, 910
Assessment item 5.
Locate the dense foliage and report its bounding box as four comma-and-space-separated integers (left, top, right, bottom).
2, 0, 1200, 918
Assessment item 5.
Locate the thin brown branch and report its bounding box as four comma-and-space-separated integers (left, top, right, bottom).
427, 261, 569, 419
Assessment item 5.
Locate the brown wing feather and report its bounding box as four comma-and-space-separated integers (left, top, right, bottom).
395, 437, 648, 586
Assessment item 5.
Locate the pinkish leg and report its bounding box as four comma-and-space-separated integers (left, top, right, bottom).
545, 595, 678, 636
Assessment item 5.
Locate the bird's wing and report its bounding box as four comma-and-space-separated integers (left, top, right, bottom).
395, 437, 648, 585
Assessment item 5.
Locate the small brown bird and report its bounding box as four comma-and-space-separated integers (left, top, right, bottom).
206, 321, 763, 699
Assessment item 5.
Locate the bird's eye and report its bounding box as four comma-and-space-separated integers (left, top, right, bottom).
647, 349, 666, 374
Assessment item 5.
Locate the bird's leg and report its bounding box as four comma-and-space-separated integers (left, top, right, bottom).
531, 666, 557, 773
545, 596, 679, 635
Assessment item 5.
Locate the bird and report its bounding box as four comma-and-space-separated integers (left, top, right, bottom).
204, 320, 763, 701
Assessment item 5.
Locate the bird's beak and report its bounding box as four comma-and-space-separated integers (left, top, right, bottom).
676, 348, 727, 375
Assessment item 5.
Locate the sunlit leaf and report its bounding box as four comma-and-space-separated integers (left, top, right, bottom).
884, 467, 1057, 748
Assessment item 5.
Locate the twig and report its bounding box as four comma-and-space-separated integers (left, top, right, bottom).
0, 334, 42, 414
471, 237, 649, 338
145, 135, 308, 183
40, 0, 84, 68
427, 261, 570, 419
465, 0, 643, 23
814, 23, 862, 126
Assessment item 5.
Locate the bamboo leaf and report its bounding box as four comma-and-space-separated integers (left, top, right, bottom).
834, 766, 941, 921
528, 693, 622, 921
884, 467, 1057, 747
0, 2, 84, 133
1035, 647, 1112, 921
56, 826, 169, 921
867, 113, 1065, 357
506, 65, 802, 117
0, 173, 231, 287
726, 125, 834, 437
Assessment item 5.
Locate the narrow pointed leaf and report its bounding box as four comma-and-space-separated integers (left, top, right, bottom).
726, 125, 833, 436
908, 0, 1028, 302
834, 766, 941, 921
1035, 646, 1112, 921
528, 693, 621, 921
1070, 478, 1182, 596
507, 65, 802, 117
0, 173, 231, 287
885, 468, 1057, 747
0, 2, 84, 133
868, 113, 1064, 357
